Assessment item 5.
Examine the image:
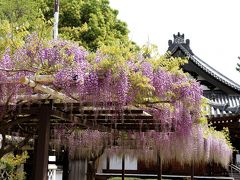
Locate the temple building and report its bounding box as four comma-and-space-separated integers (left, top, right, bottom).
95, 33, 240, 180
7, 33, 240, 180
168, 32, 240, 153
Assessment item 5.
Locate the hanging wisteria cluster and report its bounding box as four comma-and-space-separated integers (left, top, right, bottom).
52, 126, 108, 159
0, 33, 232, 167
99, 124, 232, 168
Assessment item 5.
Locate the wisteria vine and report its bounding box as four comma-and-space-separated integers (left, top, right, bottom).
0, 33, 232, 167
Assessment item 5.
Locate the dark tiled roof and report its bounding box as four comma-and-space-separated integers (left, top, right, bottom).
168, 33, 240, 120
205, 95, 240, 126
181, 45, 240, 92
168, 33, 240, 92
206, 94, 240, 117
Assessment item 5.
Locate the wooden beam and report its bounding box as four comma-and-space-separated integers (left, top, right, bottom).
53, 101, 120, 107
73, 114, 153, 120
16, 94, 54, 101
85, 119, 155, 124
100, 123, 162, 131
65, 108, 145, 115
0, 115, 37, 132
20, 77, 76, 102
51, 109, 110, 131
0, 75, 55, 84
30, 75, 55, 83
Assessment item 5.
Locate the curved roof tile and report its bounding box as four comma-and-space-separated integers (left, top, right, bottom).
178, 44, 240, 92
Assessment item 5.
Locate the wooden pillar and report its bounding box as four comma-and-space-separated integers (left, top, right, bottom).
62, 150, 69, 180
157, 152, 162, 180
33, 104, 51, 180
191, 160, 194, 180
122, 153, 125, 180
106, 156, 110, 170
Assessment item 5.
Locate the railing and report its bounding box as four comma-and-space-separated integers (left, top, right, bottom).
230, 164, 240, 172
0, 166, 10, 180
96, 172, 234, 180
229, 164, 240, 179
48, 164, 58, 180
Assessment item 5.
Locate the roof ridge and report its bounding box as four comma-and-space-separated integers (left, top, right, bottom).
178, 44, 240, 92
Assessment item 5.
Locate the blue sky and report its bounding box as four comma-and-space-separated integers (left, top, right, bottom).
109, 0, 240, 83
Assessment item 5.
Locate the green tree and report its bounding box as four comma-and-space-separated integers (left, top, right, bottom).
0, 0, 135, 51
42, 0, 135, 51
0, 0, 52, 55
0, 151, 29, 180
0, 0, 41, 24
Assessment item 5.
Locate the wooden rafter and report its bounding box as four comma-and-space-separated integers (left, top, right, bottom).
20, 77, 76, 102
51, 109, 110, 132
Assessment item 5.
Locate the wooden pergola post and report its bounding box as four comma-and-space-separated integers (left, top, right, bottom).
122, 153, 125, 180
33, 104, 51, 180
191, 159, 194, 180
106, 156, 110, 170
157, 152, 162, 180
62, 150, 69, 180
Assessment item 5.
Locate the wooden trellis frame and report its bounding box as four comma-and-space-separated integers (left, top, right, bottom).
2, 75, 238, 180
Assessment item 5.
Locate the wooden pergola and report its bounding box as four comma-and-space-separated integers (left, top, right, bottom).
1, 75, 212, 180
3, 70, 170, 180
9, 100, 168, 180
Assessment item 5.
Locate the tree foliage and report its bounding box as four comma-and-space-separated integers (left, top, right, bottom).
0, 0, 53, 57
0, 151, 29, 180
0, 0, 135, 52
41, 0, 134, 51
0, 0, 41, 24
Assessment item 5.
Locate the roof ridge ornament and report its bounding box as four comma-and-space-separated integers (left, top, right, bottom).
174, 32, 185, 44
168, 32, 190, 48
168, 32, 193, 56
